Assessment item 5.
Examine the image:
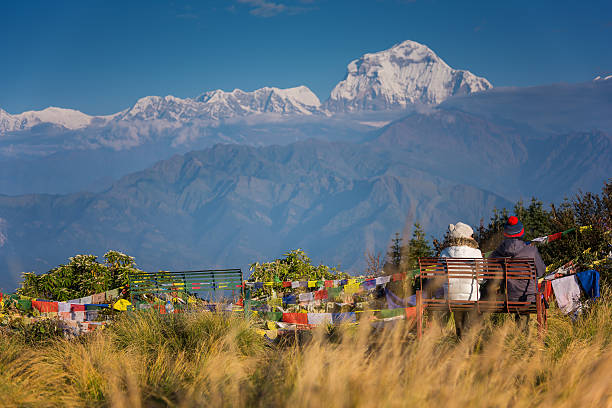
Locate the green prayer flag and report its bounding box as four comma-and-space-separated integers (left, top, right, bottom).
379, 308, 404, 319
265, 312, 283, 321
17, 299, 32, 311
327, 287, 342, 300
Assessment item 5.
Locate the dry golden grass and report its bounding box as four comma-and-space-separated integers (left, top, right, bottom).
0, 295, 611, 408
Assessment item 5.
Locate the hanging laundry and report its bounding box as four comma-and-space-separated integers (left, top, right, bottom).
551, 275, 582, 316
576, 270, 600, 299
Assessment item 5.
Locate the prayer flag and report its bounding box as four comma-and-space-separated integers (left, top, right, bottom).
314, 289, 328, 300
291, 281, 300, 289
32, 300, 59, 313
71, 304, 86, 312
307, 313, 333, 325
379, 308, 404, 319
324, 280, 334, 288
282, 313, 308, 325
282, 281, 292, 288
265, 312, 283, 321
344, 283, 361, 295
405, 307, 416, 319
332, 312, 356, 324
282, 294, 297, 304
299, 292, 314, 303
308, 280, 317, 288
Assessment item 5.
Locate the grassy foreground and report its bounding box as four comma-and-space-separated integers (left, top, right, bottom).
0, 294, 611, 408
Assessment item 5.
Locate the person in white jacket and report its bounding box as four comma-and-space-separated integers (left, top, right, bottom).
439, 222, 483, 338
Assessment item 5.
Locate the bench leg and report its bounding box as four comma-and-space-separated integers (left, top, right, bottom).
536, 294, 545, 338
416, 290, 423, 340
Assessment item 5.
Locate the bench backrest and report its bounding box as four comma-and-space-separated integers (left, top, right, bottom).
128, 269, 243, 299
418, 257, 539, 313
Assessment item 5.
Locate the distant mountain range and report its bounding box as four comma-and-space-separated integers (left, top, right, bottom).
0, 40, 490, 135
0, 40, 610, 290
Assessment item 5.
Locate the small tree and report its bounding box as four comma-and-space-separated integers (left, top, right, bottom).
249, 249, 347, 296
404, 223, 434, 271
18, 250, 139, 300
364, 251, 384, 276
385, 232, 403, 273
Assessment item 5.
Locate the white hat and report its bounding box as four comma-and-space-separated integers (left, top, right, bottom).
448, 222, 474, 239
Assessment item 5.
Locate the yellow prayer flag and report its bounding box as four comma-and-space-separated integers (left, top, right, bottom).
579, 225, 592, 232
345, 283, 360, 295
113, 299, 132, 311
308, 281, 317, 287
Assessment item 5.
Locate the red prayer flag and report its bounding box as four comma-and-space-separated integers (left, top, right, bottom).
70, 304, 86, 312
405, 307, 416, 320
314, 289, 328, 300
548, 232, 563, 242
32, 300, 59, 313
324, 280, 334, 288
282, 281, 292, 288
282, 313, 308, 325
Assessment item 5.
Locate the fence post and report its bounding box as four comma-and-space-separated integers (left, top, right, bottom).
244, 287, 252, 319
416, 289, 423, 340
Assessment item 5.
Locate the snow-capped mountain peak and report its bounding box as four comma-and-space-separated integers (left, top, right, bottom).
324, 40, 492, 111
0, 106, 95, 133
594, 75, 612, 82
194, 85, 321, 117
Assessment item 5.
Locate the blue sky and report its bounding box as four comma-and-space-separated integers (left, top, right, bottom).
1, 0, 611, 115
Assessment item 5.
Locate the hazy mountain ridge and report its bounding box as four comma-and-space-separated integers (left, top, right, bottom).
0, 141, 513, 290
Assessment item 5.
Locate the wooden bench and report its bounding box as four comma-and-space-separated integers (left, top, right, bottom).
415, 257, 546, 338
127, 269, 244, 307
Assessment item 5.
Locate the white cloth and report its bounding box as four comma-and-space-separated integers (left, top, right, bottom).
551, 275, 582, 315
291, 281, 300, 289
81, 296, 92, 305
440, 245, 483, 301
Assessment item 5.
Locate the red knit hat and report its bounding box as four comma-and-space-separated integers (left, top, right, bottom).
504, 216, 524, 238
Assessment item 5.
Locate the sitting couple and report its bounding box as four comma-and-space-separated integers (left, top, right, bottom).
439, 216, 546, 337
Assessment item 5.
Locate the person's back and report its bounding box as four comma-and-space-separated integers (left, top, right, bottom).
439, 222, 483, 338
490, 216, 546, 302
439, 223, 483, 301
